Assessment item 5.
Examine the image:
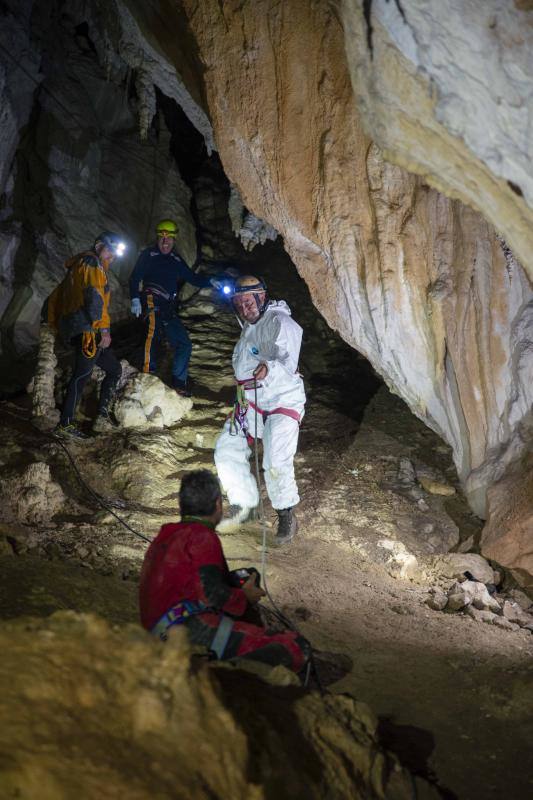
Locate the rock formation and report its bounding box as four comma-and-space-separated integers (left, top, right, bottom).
0, 612, 432, 799
0, 1, 197, 363
0, 2, 531, 549
341, 0, 533, 282
178, 0, 532, 521
481, 452, 533, 589
0, 462, 65, 525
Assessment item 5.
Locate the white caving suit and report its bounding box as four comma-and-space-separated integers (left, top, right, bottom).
214, 301, 306, 511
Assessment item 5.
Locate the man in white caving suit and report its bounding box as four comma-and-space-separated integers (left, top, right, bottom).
214, 275, 306, 544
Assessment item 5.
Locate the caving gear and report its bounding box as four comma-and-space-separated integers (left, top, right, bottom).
92, 408, 119, 435
214, 301, 305, 511
174, 380, 192, 398
232, 275, 267, 296
82, 330, 97, 359
231, 274, 268, 320
151, 599, 209, 640
139, 519, 307, 671
53, 422, 89, 441
60, 342, 122, 428
129, 245, 211, 384
217, 504, 258, 533
156, 219, 178, 237
46, 250, 112, 343
131, 298, 142, 317
94, 231, 126, 256
275, 507, 298, 544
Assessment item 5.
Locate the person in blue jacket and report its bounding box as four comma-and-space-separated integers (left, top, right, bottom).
129, 219, 220, 396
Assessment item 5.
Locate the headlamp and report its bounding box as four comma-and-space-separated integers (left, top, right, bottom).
115, 242, 126, 257
222, 284, 232, 295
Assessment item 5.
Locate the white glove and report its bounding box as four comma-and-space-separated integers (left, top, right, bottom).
131, 298, 142, 317
210, 278, 224, 290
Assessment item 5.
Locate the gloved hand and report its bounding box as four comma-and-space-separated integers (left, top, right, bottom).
209, 277, 224, 290
131, 298, 142, 317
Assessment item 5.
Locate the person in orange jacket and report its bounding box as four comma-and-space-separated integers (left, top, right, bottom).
45, 231, 126, 439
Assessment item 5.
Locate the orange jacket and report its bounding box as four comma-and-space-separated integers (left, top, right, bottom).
46, 251, 111, 340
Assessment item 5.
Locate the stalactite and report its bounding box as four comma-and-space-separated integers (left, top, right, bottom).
228, 184, 278, 251
135, 68, 156, 141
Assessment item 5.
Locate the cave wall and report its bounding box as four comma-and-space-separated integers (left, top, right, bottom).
0, 0, 197, 362
341, 0, 533, 283
0, 0, 531, 530
177, 0, 532, 518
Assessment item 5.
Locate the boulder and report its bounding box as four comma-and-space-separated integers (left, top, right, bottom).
501, 601, 533, 629
446, 580, 500, 614
481, 453, 533, 590
429, 553, 497, 585
0, 612, 432, 799
418, 476, 456, 497
114, 372, 193, 429
425, 589, 448, 611
465, 606, 496, 625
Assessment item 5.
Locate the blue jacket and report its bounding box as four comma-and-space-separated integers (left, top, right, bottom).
129, 245, 211, 302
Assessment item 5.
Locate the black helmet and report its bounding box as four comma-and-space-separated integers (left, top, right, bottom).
94, 231, 126, 256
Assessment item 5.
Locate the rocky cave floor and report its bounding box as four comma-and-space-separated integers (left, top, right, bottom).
1, 252, 532, 800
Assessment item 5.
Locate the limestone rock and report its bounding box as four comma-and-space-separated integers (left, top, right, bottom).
376, 539, 419, 579
340, 0, 533, 283
481, 453, 533, 590
501, 600, 533, 629
418, 476, 455, 497
0, 0, 197, 364
114, 372, 192, 429
507, 589, 533, 613
492, 616, 520, 633
446, 580, 500, 614
180, 0, 533, 523
0, 612, 426, 799
30, 323, 60, 426
0, 462, 64, 525
465, 606, 496, 626
425, 590, 448, 611
429, 553, 497, 586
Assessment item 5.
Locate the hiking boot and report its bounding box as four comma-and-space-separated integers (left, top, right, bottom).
275, 507, 298, 544
217, 504, 257, 532
53, 423, 89, 441
174, 380, 192, 398
92, 410, 119, 435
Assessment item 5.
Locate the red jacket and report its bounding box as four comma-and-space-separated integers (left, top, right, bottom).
139, 520, 248, 630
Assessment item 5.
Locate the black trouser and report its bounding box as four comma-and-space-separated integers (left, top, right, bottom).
61, 336, 121, 425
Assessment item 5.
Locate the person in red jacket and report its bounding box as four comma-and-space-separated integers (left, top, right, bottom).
139, 469, 308, 672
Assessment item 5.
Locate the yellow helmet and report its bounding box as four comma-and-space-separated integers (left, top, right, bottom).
156, 219, 178, 237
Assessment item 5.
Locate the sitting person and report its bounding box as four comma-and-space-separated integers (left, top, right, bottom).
139, 469, 308, 672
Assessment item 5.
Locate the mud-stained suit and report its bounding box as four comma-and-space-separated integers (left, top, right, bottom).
45, 251, 121, 425
214, 301, 306, 510
139, 519, 307, 671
